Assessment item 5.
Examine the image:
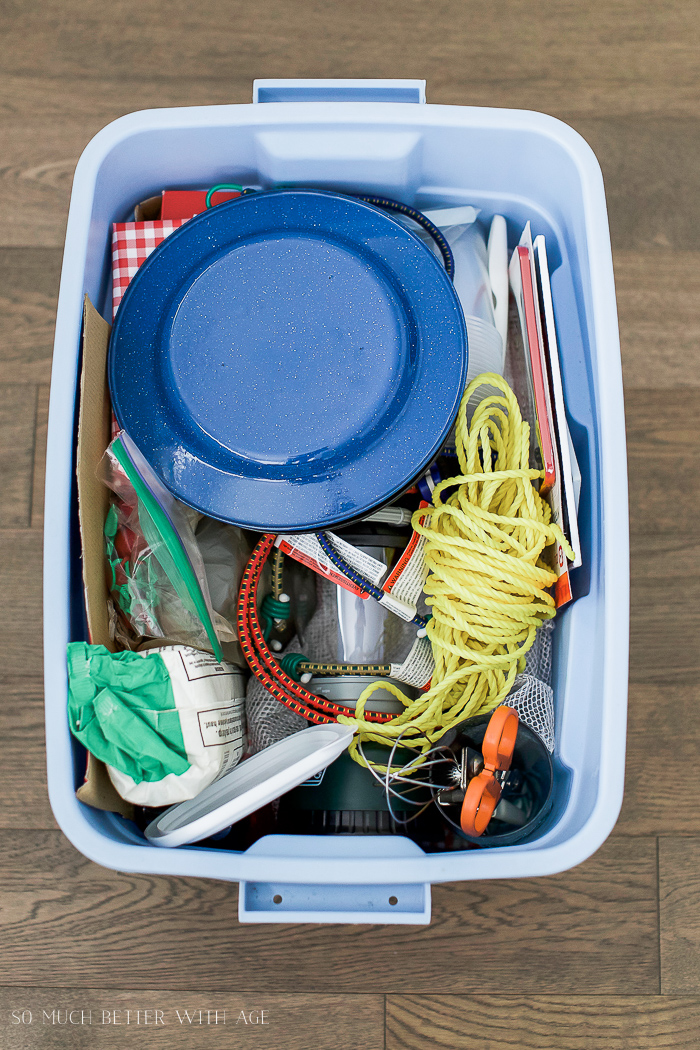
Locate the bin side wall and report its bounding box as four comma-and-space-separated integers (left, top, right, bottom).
45, 103, 625, 884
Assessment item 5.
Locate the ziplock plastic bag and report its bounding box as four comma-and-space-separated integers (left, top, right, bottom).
195, 517, 251, 665
195, 517, 250, 628
102, 432, 237, 659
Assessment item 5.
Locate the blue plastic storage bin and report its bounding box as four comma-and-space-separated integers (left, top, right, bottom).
44, 79, 629, 924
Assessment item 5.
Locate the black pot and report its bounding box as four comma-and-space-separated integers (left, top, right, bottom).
433, 713, 554, 847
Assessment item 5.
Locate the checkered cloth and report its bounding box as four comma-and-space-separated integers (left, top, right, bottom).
111, 219, 190, 318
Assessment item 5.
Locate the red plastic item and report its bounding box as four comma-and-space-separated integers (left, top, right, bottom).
160, 189, 240, 219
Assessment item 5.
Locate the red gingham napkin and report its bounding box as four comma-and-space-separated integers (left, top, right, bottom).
111, 219, 190, 319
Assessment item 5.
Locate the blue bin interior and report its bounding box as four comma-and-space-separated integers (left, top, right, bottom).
54, 104, 613, 877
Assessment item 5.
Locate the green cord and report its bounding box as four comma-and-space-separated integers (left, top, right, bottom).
262, 596, 292, 621
261, 594, 292, 640
205, 183, 244, 208
280, 652, 308, 680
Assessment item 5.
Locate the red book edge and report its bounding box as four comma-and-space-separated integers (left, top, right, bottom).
517, 246, 556, 494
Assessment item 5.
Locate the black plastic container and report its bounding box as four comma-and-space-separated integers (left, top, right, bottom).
433, 714, 554, 847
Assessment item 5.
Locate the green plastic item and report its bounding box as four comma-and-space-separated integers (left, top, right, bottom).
111, 436, 223, 662
67, 643, 189, 784
104, 502, 159, 632
282, 743, 429, 814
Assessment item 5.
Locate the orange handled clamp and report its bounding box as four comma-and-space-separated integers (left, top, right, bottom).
460, 705, 519, 837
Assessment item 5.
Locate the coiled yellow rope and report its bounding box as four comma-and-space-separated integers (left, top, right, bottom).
339, 373, 576, 769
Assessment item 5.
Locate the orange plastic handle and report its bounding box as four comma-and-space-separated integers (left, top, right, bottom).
460, 772, 502, 836
459, 706, 519, 837
481, 705, 519, 772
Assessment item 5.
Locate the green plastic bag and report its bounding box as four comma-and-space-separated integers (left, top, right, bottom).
68, 643, 189, 783
104, 434, 224, 660
68, 643, 247, 806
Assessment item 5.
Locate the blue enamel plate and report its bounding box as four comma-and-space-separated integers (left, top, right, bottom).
109, 189, 468, 531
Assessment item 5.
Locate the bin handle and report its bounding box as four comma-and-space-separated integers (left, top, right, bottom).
238, 879, 431, 924
237, 835, 431, 923
253, 79, 426, 105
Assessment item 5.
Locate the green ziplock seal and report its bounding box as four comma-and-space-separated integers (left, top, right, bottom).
111, 437, 224, 662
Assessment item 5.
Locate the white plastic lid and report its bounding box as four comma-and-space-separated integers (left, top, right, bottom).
144, 723, 356, 848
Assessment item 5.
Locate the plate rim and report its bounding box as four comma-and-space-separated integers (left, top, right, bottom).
110, 188, 468, 531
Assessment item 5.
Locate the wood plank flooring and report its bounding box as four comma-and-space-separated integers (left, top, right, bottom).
0, 1, 697, 1046
0, 988, 384, 1049
0, 834, 658, 994
386, 994, 700, 1050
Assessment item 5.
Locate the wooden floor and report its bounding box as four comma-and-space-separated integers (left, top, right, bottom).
1, 1, 699, 1046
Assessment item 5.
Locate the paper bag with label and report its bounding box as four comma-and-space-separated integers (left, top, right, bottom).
68, 644, 247, 806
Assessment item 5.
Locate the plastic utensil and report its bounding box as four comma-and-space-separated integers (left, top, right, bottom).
488, 215, 509, 352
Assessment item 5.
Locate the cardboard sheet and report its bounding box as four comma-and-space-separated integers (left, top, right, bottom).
74, 297, 134, 819
76, 297, 114, 653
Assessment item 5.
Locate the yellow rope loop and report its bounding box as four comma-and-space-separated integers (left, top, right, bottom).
344, 373, 576, 769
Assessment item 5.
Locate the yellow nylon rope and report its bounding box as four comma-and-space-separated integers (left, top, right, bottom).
339, 373, 576, 769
